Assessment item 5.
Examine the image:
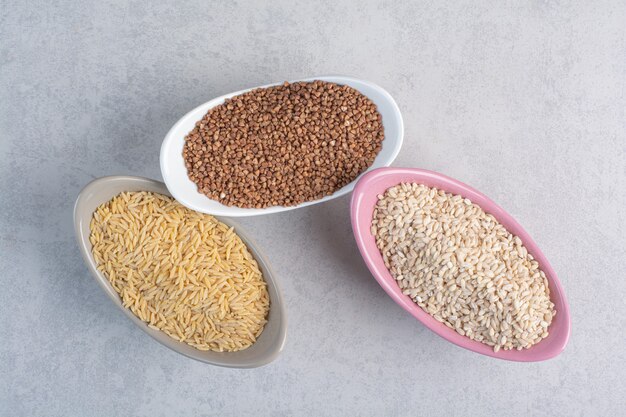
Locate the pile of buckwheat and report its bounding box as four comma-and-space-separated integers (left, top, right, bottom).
183, 80, 384, 208
372, 183, 556, 352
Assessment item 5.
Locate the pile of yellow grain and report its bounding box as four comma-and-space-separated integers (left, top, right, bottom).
89, 191, 270, 352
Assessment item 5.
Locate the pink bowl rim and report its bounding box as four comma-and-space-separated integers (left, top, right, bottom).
350, 167, 571, 362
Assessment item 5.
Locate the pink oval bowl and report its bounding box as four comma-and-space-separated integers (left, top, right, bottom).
350, 167, 571, 361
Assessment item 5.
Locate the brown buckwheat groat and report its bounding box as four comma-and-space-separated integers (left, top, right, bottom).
182, 80, 384, 208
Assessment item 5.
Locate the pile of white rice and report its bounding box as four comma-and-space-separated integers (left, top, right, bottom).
372, 183, 555, 352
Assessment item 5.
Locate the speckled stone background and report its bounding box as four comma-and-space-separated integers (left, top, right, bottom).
1, 1, 625, 416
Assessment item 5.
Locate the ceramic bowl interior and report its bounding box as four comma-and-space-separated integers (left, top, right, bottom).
350, 167, 571, 361
160, 75, 404, 217
74, 175, 287, 368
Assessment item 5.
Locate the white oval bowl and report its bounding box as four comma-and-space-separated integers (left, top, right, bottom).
160, 75, 404, 217
74, 175, 287, 368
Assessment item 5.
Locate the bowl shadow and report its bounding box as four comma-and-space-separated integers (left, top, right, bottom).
305, 194, 385, 295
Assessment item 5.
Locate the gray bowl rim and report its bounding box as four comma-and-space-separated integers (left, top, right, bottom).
73, 175, 287, 368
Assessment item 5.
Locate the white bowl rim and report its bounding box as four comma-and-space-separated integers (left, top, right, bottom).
160, 75, 404, 217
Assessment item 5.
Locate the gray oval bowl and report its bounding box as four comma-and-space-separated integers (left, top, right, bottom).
73, 175, 287, 368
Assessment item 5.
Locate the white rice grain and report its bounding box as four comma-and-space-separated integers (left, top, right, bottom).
372, 183, 556, 352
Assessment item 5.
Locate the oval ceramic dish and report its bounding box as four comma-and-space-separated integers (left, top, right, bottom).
350, 167, 571, 362
160, 75, 403, 217
74, 175, 287, 368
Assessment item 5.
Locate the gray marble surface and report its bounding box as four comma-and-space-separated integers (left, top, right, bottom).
1, 1, 625, 416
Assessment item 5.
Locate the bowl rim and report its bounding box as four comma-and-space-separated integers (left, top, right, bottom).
160, 74, 404, 217
350, 167, 571, 362
73, 175, 287, 368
